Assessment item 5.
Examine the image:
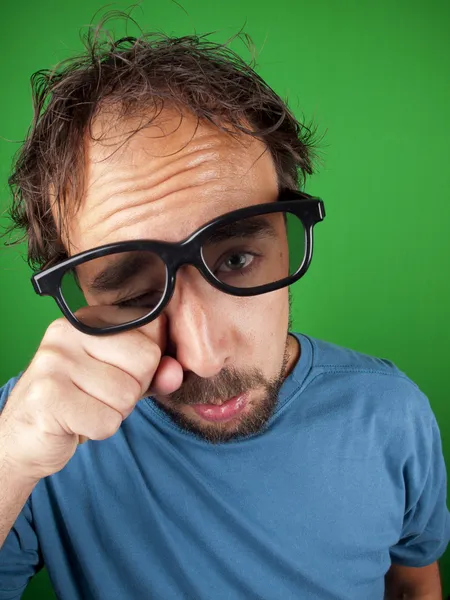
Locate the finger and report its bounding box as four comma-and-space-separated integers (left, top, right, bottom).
73, 318, 167, 396
52, 381, 124, 441
68, 358, 142, 420
146, 355, 184, 397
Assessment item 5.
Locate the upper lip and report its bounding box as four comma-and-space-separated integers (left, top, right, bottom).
193, 394, 242, 407
197, 399, 228, 407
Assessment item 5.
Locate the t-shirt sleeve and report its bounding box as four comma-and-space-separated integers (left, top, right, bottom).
0, 376, 43, 599
389, 385, 450, 567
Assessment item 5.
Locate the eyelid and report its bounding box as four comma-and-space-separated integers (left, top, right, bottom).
212, 248, 260, 271
113, 288, 163, 304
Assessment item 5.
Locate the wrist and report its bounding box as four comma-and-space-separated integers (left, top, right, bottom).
0, 427, 42, 487
0, 449, 41, 488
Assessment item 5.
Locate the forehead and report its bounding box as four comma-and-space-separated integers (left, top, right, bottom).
66, 108, 279, 255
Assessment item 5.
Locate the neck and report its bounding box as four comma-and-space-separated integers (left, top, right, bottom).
284, 333, 301, 378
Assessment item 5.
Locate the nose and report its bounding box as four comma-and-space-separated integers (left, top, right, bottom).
164, 267, 230, 378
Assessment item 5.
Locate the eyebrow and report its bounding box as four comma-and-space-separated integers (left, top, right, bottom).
206, 216, 278, 244
88, 253, 158, 293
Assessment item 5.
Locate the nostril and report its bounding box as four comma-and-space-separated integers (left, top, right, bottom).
164, 338, 177, 359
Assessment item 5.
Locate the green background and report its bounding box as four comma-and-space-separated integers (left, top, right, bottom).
1, 0, 449, 597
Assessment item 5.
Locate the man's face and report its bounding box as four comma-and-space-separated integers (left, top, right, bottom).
66, 108, 299, 443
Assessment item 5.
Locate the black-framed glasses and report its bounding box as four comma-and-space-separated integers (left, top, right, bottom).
31, 190, 325, 336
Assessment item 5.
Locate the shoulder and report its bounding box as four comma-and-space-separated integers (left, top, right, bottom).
306, 334, 402, 375
296, 333, 433, 422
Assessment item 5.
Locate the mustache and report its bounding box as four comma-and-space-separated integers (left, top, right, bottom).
166, 366, 267, 406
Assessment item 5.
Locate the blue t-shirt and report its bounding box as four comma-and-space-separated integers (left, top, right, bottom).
0, 333, 449, 600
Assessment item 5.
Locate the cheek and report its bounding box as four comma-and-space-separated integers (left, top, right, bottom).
223, 287, 290, 339
235, 291, 290, 375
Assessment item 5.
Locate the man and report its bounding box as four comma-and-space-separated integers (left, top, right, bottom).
0, 20, 449, 600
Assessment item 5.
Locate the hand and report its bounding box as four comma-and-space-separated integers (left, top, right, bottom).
0, 310, 183, 482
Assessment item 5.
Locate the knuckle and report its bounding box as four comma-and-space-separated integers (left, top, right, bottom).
96, 411, 123, 440
142, 339, 162, 364
138, 342, 162, 377
46, 318, 71, 340
32, 347, 67, 374
120, 380, 140, 408
26, 376, 59, 408
122, 338, 162, 393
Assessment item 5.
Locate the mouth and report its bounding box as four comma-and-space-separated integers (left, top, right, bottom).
189, 393, 249, 423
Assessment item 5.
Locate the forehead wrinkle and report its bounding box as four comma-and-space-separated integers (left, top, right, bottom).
80, 148, 262, 240
86, 159, 222, 228
82, 132, 254, 221
82, 145, 218, 210
70, 112, 276, 253
86, 138, 225, 196
88, 180, 230, 244
86, 119, 252, 188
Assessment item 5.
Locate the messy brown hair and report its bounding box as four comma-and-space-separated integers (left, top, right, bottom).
2, 12, 318, 271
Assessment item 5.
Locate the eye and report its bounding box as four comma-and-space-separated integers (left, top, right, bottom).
217, 252, 255, 272
114, 291, 162, 310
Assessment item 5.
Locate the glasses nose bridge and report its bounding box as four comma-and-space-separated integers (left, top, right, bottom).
165, 237, 206, 280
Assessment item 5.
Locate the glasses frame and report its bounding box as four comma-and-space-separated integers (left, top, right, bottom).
31, 190, 325, 336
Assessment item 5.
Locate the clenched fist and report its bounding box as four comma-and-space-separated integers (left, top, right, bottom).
0, 310, 183, 482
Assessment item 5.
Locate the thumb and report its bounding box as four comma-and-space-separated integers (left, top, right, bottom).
146, 355, 184, 397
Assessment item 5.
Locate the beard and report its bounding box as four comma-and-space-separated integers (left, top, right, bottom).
153, 332, 292, 444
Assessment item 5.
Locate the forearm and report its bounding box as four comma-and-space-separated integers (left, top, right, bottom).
0, 448, 38, 548
404, 592, 442, 600
384, 561, 442, 600
384, 591, 442, 600
385, 580, 442, 599
403, 594, 442, 600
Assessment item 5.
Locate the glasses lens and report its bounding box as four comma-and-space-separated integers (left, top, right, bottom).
60, 250, 167, 329
201, 210, 306, 289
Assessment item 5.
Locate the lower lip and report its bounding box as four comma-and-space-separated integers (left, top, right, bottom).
190, 394, 249, 423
